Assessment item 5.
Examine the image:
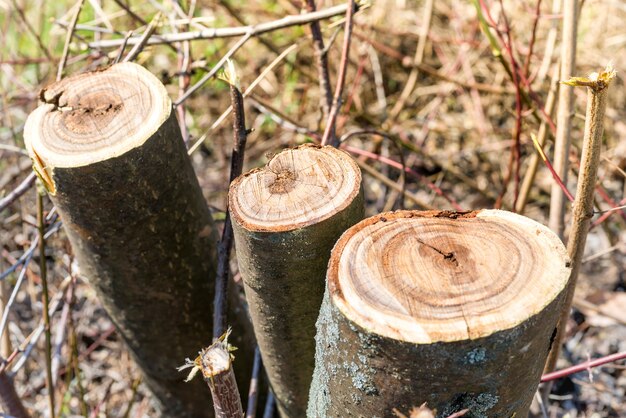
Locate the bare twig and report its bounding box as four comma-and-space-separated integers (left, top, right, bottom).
187, 43, 300, 155
545, 66, 616, 373
262, 391, 275, 418
123, 12, 162, 62
549, 0, 578, 239
113, 31, 134, 64
0, 275, 71, 375
175, 32, 251, 106
0, 172, 36, 213
321, 0, 356, 147
516, 65, 559, 213
245, 347, 262, 418
522, 0, 543, 80
37, 189, 55, 418
490, 0, 523, 210
0, 251, 33, 347
88, 3, 359, 49
541, 350, 626, 382
357, 160, 434, 210
10, 0, 52, 60
57, 0, 85, 81
342, 144, 464, 210
388, 0, 434, 121
354, 31, 510, 95
305, 0, 334, 139
213, 62, 248, 339
112, 0, 147, 26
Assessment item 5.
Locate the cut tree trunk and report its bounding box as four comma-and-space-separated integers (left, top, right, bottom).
308, 210, 571, 418
229, 144, 364, 418
23, 62, 253, 417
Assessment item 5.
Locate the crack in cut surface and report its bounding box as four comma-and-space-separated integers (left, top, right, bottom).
415, 237, 459, 267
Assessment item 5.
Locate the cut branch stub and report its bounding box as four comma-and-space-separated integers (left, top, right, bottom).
308, 209, 571, 418
200, 339, 244, 418
229, 144, 364, 418
24, 62, 254, 417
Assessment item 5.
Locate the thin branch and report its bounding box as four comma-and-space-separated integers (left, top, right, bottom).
245, 347, 262, 418
321, 0, 356, 147
545, 66, 616, 373
187, 43, 300, 155
37, 190, 55, 418
174, 33, 251, 106
342, 144, 464, 210
354, 31, 509, 95
213, 64, 248, 339
113, 31, 134, 64
57, 0, 85, 81
0, 275, 72, 375
522, 0, 543, 79
549, 0, 578, 239
88, 3, 359, 49
388, 0, 434, 121
516, 65, 559, 214
262, 391, 275, 418
305, 0, 334, 130
541, 350, 626, 382
123, 12, 162, 62
0, 172, 36, 213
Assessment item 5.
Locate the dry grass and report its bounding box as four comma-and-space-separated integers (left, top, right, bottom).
1, 0, 625, 416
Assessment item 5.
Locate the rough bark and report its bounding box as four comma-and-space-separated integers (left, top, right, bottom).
200, 339, 244, 418
229, 144, 364, 418
23, 62, 253, 417
309, 210, 571, 418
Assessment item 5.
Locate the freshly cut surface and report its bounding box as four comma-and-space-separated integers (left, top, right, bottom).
330, 209, 571, 343
230, 144, 361, 231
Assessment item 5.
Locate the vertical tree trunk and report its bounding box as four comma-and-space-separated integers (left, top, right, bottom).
24, 62, 252, 417
229, 144, 363, 418
309, 210, 571, 418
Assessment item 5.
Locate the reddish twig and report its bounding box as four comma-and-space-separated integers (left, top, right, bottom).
342, 145, 464, 210
321, 0, 356, 147
541, 350, 626, 382
592, 197, 626, 228
522, 0, 543, 80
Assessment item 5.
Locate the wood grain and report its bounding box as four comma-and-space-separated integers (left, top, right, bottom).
309, 209, 571, 418
230, 144, 361, 231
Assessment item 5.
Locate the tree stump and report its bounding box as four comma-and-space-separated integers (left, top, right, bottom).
24, 62, 252, 417
308, 210, 571, 418
229, 144, 364, 418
